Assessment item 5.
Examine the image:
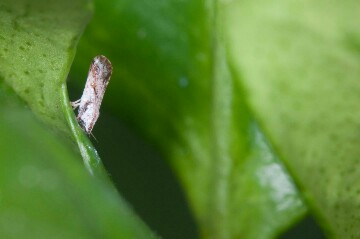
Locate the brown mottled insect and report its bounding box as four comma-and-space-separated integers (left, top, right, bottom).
72, 55, 112, 135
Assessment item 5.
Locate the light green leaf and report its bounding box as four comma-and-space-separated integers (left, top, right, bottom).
0, 0, 102, 173
223, 0, 360, 238
0, 0, 90, 132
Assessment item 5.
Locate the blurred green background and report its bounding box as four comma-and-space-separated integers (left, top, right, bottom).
1, 0, 360, 238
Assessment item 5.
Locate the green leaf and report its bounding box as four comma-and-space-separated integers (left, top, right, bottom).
70, 0, 306, 238
0, 0, 103, 174
0, 0, 159, 238
223, 0, 360, 238
0, 82, 157, 239
0, 0, 89, 132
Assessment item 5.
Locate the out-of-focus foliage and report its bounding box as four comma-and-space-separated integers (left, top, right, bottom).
1, 0, 360, 238
0, 83, 158, 239
223, 1, 360, 238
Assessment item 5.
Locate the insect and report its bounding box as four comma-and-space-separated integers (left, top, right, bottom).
72, 55, 113, 135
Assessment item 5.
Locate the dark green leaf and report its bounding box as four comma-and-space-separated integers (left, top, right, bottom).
0, 82, 158, 239
71, 0, 306, 238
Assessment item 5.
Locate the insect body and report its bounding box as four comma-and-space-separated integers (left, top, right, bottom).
72, 55, 113, 135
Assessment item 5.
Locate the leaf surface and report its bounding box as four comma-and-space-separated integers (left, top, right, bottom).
223, 0, 360, 238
